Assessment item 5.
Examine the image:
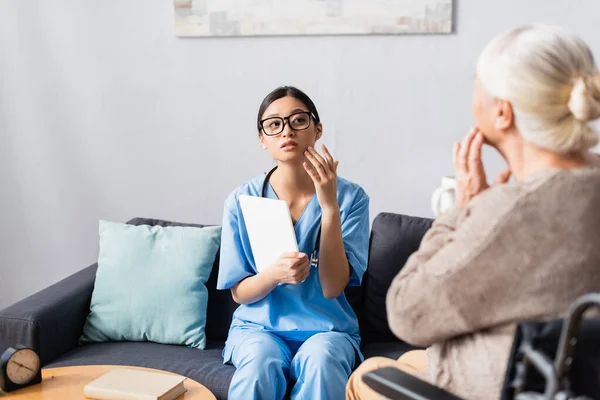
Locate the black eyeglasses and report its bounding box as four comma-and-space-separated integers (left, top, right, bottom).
259, 111, 314, 136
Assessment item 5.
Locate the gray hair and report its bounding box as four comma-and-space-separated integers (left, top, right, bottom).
476, 25, 600, 153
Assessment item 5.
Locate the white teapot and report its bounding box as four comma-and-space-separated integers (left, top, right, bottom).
431, 176, 457, 217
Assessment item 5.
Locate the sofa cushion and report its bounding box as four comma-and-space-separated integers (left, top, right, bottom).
47, 341, 233, 400
126, 218, 239, 342
79, 220, 221, 349
363, 213, 433, 342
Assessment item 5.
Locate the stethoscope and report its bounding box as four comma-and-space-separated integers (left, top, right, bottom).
262, 166, 320, 268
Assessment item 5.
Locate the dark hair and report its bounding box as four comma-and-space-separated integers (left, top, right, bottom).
256, 86, 321, 134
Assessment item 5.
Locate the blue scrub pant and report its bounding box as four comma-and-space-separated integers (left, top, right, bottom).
226, 331, 356, 400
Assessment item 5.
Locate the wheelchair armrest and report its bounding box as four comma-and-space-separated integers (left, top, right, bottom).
363, 367, 464, 400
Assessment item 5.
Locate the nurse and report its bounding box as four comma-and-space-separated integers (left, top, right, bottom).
217, 86, 370, 400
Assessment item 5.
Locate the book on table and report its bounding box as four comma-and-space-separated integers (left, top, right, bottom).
83, 368, 187, 400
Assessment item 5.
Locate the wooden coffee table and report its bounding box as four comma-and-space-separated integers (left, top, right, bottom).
1, 365, 216, 399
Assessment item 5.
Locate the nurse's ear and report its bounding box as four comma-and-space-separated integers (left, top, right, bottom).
259, 133, 267, 150
315, 123, 323, 141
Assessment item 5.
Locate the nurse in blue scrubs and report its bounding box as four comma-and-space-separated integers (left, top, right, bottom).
217, 86, 370, 400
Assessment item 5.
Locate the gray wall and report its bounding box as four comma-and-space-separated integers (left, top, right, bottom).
1, 0, 599, 309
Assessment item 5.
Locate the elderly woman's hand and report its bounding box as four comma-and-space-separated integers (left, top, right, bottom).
454, 128, 512, 207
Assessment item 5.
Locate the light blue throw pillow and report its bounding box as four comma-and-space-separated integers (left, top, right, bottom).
80, 220, 221, 349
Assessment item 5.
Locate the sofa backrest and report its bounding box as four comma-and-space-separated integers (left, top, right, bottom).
203, 250, 241, 341
359, 213, 433, 343
128, 212, 434, 343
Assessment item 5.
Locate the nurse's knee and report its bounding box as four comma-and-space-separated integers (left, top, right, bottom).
296, 333, 354, 374
233, 332, 290, 369
228, 333, 290, 400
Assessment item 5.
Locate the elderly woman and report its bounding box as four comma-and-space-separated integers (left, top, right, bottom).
347, 24, 600, 400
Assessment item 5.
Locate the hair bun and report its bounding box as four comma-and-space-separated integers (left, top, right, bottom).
568, 73, 600, 122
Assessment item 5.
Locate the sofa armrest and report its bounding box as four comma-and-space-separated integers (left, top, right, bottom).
0, 264, 97, 366
363, 367, 464, 400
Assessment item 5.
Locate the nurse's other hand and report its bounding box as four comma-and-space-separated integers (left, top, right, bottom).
303, 145, 340, 213
266, 252, 310, 285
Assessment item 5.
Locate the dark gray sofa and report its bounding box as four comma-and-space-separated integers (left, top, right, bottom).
0, 212, 433, 400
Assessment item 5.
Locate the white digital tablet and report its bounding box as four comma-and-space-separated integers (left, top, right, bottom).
238, 194, 299, 273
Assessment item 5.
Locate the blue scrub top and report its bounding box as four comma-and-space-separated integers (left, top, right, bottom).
217, 172, 370, 359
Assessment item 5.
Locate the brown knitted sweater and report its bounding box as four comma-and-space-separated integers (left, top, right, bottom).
386, 165, 600, 399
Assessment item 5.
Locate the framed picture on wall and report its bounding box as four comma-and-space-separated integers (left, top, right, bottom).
173, 0, 453, 37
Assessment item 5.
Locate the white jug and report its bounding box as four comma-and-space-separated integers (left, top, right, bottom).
431, 176, 457, 217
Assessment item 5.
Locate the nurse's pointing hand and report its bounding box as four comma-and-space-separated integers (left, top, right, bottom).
303, 145, 339, 213
267, 252, 311, 285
